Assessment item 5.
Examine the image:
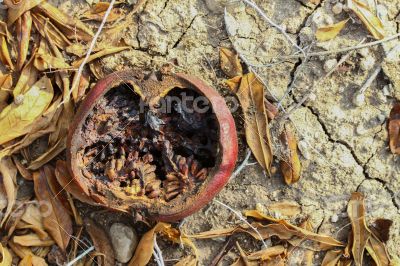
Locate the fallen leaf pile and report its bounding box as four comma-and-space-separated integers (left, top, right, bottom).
315, 0, 385, 41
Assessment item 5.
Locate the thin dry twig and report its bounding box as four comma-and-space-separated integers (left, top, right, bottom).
214, 199, 268, 249
153, 235, 165, 266
59, 0, 117, 107
66, 246, 95, 266
230, 149, 252, 180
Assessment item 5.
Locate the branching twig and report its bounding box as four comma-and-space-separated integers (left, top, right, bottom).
214, 199, 268, 249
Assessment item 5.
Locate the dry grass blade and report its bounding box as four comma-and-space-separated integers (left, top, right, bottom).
71, 46, 130, 68
347, 192, 370, 266
34, 2, 94, 42
0, 157, 17, 227
33, 166, 73, 252
16, 11, 32, 70
279, 123, 301, 185
228, 73, 273, 175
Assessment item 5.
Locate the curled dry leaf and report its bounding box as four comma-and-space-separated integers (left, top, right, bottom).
84, 218, 115, 266
8, 241, 47, 266
0, 157, 17, 227
34, 39, 70, 71
0, 21, 13, 70
13, 156, 33, 180
388, 103, 400, 154
280, 123, 301, 185
347, 0, 385, 39
316, 19, 349, 42
347, 192, 370, 266
71, 46, 130, 68
0, 243, 12, 266
82, 2, 124, 22
219, 47, 243, 78
13, 234, 55, 247
4, 0, 45, 25
31, 13, 71, 50
321, 249, 342, 266
0, 77, 53, 145
16, 11, 32, 70
267, 201, 301, 217
13, 52, 39, 97
0, 72, 13, 111
18, 204, 48, 240
227, 73, 273, 175
34, 2, 94, 42
33, 166, 73, 252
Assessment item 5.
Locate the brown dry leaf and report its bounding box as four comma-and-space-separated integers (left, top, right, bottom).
34, 2, 94, 42
347, 0, 385, 39
31, 13, 71, 50
0, 72, 13, 111
0, 36, 13, 70
33, 166, 73, 251
84, 218, 115, 266
0, 243, 12, 266
19, 204, 48, 239
246, 245, 285, 261
13, 157, 33, 180
73, 67, 90, 102
8, 241, 47, 266
0, 77, 53, 145
347, 192, 370, 266
0, 157, 17, 227
13, 51, 39, 97
89, 61, 106, 79
365, 233, 391, 266
82, 2, 124, 22
228, 72, 273, 174
389, 103, 400, 154
321, 249, 342, 266
267, 201, 301, 217
13, 234, 55, 247
72, 46, 130, 68
4, 0, 45, 25
370, 218, 392, 243
280, 123, 301, 185
316, 19, 349, 42
219, 47, 243, 78
34, 39, 70, 71
16, 11, 32, 70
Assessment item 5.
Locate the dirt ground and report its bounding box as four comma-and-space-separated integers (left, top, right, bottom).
41, 0, 400, 264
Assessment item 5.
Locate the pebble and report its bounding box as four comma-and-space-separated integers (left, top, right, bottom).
332, 3, 343, 14
356, 124, 367, 135
330, 214, 339, 223
377, 114, 386, 124
323, 59, 338, 72
352, 92, 365, 107
298, 140, 311, 160
360, 56, 375, 71
308, 93, 317, 101
110, 223, 138, 263
382, 84, 393, 96
14, 95, 24, 105
377, 4, 388, 19
358, 47, 370, 58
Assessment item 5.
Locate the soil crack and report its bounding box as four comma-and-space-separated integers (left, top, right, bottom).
171, 14, 199, 50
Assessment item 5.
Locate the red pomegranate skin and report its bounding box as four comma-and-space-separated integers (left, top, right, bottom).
67, 71, 238, 222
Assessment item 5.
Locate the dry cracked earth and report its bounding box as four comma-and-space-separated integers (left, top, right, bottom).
49, 0, 400, 264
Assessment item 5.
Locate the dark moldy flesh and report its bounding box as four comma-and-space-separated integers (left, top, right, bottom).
78, 84, 220, 203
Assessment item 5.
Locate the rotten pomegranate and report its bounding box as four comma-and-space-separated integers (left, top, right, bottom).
67, 70, 238, 222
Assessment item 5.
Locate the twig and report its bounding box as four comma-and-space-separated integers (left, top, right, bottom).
59, 0, 117, 107
214, 199, 268, 249
153, 235, 165, 266
271, 32, 400, 60
240, 0, 305, 56
66, 246, 95, 266
230, 149, 252, 180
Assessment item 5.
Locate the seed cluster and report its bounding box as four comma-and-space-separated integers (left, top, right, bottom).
79, 86, 219, 202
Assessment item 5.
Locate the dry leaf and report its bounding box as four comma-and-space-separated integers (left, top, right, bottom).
370, 219, 392, 243
13, 157, 33, 180
347, 0, 385, 39
267, 201, 301, 217
31, 13, 71, 50
4, 0, 45, 25
8, 241, 47, 266
389, 103, 400, 154
0, 72, 13, 111
33, 166, 73, 251
34, 40, 71, 71
84, 218, 115, 266
321, 249, 342, 266
347, 192, 370, 265
316, 19, 349, 41
13, 234, 55, 247
0, 35, 13, 70
365, 234, 391, 266
16, 11, 32, 70
228, 72, 273, 174
0, 157, 17, 227
280, 123, 301, 185
246, 245, 285, 261
19, 204, 48, 239
82, 2, 124, 22
34, 2, 94, 42
0, 77, 53, 145
219, 47, 243, 78
13, 52, 39, 97
72, 46, 130, 68
0, 243, 12, 266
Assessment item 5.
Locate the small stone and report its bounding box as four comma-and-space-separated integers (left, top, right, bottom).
377, 114, 386, 124
14, 95, 24, 105
298, 140, 311, 160
360, 56, 375, 71
358, 47, 370, 57
332, 3, 343, 14
376, 4, 388, 19
330, 214, 339, 223
356, 124, 367, 135
308, 93, 317, 101
382, 84, 393, 96
110, 223, 138, 263
352, 92, 365, 107
323, 58, 338, 72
